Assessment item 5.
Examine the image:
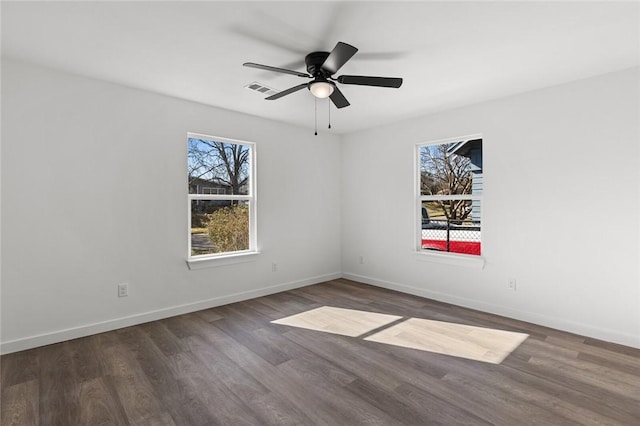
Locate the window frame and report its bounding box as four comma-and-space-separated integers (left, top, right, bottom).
187, 132, 257, 266
415, 134, 484, 266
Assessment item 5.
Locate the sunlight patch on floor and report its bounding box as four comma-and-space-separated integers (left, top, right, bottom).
272, 306, 528, 364
365, 317, 529, 364
271, 306, 401, 337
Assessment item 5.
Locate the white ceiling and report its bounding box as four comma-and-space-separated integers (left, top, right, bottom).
2, 1, 639, 134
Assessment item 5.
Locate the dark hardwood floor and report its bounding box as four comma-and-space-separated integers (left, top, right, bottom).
2, 279, 640, 425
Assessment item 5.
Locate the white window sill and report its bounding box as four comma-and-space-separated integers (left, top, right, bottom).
187, 251, 260, 270
414, 250, 485, 269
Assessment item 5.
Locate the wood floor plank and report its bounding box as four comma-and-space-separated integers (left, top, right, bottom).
499, 361, 640, 425
277, 360, 400, 425
252, 325, 354, 378
545, 334, 640, 367
248, 293, 318, 317
1, 380, 38, 426
138, 321, 186, 357
344, 378, 446, 425
210, 304, 267, 332
101, 339, 174, 424
393, 381, 493, 426
441, 371, 584, 425
170, 351, 265, 425
192, 307, 224, 323
157, 315, 201, 340
37, 342, 81, 425
237, 298, 287, 320
527, 355, 640, 401
204, 323, 384, 425
577, 351, 640, 376
242, 392, 318, 426
117, 327, 218, 425
584, 336, 640, 357
334, 279, 430, 309
402, 372, 525, 425
503, 355, 640, 422
77, 377, 129, 426
184, 334, 271, 401
69, 335, 105, 382
282, 327, 411, 391
2, 279, 639, 425
285, 323, 566, 425
262, 291, 318, 310
442, 356, 629, 425
215, 318, 291, 366
515, 335, 580, 360
277, 356, 356, 388
185, 335, 316, 425
306, 280, 384, 306
0, 350, 39, 389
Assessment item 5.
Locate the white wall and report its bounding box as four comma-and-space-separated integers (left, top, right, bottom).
1, 60, 342, 353
341, 68, 640, 348
2, 60, 639, 353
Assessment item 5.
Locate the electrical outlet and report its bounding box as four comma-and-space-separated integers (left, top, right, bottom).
508, 278, 517, 291
271, 262, 278, 272
359, 255, 365, 264
118, 283, 128, 297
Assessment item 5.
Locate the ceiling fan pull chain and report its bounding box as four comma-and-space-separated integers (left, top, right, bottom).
314, 97, 318, 136
328, 101, 331, 129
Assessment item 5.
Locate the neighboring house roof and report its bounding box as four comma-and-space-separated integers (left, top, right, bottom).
447, 138, 482, 159
188, 176, 231, 188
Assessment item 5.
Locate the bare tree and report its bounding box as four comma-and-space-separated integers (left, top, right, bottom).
188, 139, 250, 195
420, 143, 472, 222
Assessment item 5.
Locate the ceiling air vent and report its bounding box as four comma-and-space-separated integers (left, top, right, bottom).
245, 81, 279, 97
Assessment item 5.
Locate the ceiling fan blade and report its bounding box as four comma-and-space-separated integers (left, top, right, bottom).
337, 75, 403, 88
329, 87, 350, 109
265, 83, 309, 100
243, 62, 310, 78
321, 42, 358, 75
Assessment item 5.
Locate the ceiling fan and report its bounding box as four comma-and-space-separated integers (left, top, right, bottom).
243, 41, 403, 109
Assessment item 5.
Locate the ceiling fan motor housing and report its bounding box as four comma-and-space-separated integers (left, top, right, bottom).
305, 51, 331, 77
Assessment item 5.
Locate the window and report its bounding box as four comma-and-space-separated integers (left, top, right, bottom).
188, 133, 256, 259
417, 136, 482, 256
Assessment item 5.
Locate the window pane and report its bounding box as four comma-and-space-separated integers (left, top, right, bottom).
191, 200, 249, 255
188, 137, 250, 195
421, 200, 481, 256
419, 140, 482, 196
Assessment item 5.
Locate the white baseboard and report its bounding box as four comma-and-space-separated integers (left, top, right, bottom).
1, 272, 342, 354
342, 272, 640, 349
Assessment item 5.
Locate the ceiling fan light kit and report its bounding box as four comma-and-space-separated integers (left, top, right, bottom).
244, 41, 403, 133
309, 80, 335, 99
